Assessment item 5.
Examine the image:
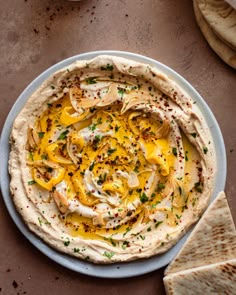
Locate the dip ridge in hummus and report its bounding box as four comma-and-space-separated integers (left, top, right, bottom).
9, 55, 216, 263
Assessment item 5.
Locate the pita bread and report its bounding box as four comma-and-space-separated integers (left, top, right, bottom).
225, 0, 236, 10
193, 0, 236, 70
197, 0, 236, 50
164, 259, 236, 295
165, 192, 236, 275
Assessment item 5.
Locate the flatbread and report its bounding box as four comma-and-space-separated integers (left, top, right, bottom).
225, 0, 236, 10
165, 192, 236, 275
197, 0, 236, 50
164, 259, 236, 295
193, 0, 236, 70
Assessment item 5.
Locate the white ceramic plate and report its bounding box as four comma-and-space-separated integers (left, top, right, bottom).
0, 51, 226, 278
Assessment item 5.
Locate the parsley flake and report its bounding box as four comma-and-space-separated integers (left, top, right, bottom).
28, 180, 36, 185
38, 132, 45, 138
101, 64, 114, 71
89, 161, 95, 171
107, 148, 116, 155
103, 251, 115, 259
86, 77, 97, 84
172, 147, 178, 157
203, 147, 208, 154
155, 221, 163, 228
64, 240, 70, 247
140, 192, 148, 203
58, 130, 69, 140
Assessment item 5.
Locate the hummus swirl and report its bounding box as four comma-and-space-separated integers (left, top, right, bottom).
9, 55, 216, 263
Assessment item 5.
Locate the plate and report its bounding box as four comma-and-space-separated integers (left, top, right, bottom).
0, 50, 226, 278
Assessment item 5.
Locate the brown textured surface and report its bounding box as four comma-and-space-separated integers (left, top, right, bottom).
0, 0, 235, 294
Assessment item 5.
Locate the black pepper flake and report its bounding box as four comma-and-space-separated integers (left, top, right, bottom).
12, 280, 18, 288
33, 28, 39, 34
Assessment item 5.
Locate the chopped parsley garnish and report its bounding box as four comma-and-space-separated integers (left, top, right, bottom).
157, 183, 165, 191
38, 132, 45, 138
140, 192, 148, 203
104, 236, 116, 247
151, 201, 161, 208
122, 240, 130, 249
89, 124, 97, 131
89, 161, 95, 171
41, 154, 48, 160
203, 147, 208, 154
38, 217, 43, 226
172, 147, 178, 157
155, 221, 163, 228
28, 180, 36, 185
86, 77, 97, 84
185, 151, 189, 162
50, 85, 55, 89
73, 248, 80, 253
97, 117, 102, 125
109, 238, 116, 247
194, 182, 203, 193
147, 227, 152, 232
123, 227, 132, 237
97, 173, 107, 185
95, 134, 101, 142
107, 148, 116, 155
101, 64, 114, 71
103, 251, 115, 259
191, 133, 197, 138
63, 240, 70, 247
176, 214, 182, 219
134, 166, 139, 173
89, 107, 96, 113
28, 152, 34, 161
58, 130, 69, 140
115, 125, 120, 132
118, 88, 125, 98
178, 186, 182, 195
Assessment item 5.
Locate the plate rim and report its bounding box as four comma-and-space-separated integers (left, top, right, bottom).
0, 50, 227, 278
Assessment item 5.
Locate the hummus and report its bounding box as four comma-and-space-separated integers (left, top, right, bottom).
9, 55, 216, 263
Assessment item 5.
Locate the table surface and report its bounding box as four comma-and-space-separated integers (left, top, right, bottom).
0, 0, 235, 294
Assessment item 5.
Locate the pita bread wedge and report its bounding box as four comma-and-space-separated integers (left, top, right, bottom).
225, 0, 236, 10
164, 259, 236, 295
165, 192, 236, 275
193, 0, 236, 69
197, 0, 236, 50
